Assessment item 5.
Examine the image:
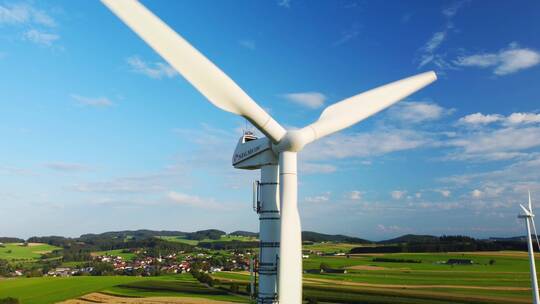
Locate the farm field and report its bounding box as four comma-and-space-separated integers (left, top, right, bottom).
0, 274, 247, 304
1, 240, 537, 304
212, 250, 537, 304
0, 243, 60, 261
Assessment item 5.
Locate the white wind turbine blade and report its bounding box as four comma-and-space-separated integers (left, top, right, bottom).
101, 0, 286, 142
298, 71, 437, 143
530, 190, 534, 213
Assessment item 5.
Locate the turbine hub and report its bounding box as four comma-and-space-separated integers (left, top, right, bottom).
276, 129, 315, 152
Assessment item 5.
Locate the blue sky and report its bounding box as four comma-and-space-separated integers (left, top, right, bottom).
1, 0, 540, 240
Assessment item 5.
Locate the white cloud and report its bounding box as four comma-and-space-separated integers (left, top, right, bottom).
471, 189, 483, 198
437, 189, 451, 197
418, 32, 447, 68
0, 165, 35, 176
277, 0, 291, 8
73, 166, 188, 195
303, 128, 430, 161
45, 162, 91, 172
126, 56, 177, 79
425, 32, 446, 53
23, 29, 59, 47
239, 40, 256, 50
333, 24, 361, 47
506, 113, 540, 125
391, 190, 406, 200
457, 113, 503, 126
458, 112, 540, 128
0, 3, 55, 27
448, 127, 540, 160
0, 4, 59, 47
300, 162, 337, 174
348, 190, 362, 200
388, 101, 450, 123
71, 94, 113, 107
417, 2, 467, 70
449, 112, 540, 161
282, 92, 326, 109
442, 2, 463, 18
305, 192, 330, 203
377, 224, 412, 234
167, 191, 218, 208
454, 43, 540, 75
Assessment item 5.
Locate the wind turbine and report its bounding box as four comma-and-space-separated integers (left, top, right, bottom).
101, 1, 437, 303
519, 191, 540, 304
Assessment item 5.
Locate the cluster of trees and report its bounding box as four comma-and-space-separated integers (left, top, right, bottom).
302, 231, 370, 244
0, 238, 24, 243
190, 265, 215, 286
185, 229, 226, 241
351, 235, 529, 254
0, 259, 13, 276
198, 240, 258, 250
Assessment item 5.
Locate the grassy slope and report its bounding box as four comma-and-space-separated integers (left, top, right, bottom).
0, 243, 60, 261
92, 249, 136, 261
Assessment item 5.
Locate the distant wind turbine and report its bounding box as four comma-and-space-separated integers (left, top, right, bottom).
101, 1, 437, 303
519, 191, 540, 304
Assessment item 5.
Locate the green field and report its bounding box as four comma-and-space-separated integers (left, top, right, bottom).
1, 248, 537, 303
212, 251, 536, 304
0, 274, 248, 304
105, 275, 246, 302
0, 243, 60, 261
91, 249, 137, 261
157, 235, 257, 245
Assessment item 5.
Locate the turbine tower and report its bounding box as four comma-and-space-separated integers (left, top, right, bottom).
101, 1, 437, 303
519, 191, 540, 304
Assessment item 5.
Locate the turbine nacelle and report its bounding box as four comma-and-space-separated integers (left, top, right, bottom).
232, 133, 276, 169
519, 204, 534, 218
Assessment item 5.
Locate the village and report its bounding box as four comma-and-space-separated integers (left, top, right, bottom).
45, 250, 253, 278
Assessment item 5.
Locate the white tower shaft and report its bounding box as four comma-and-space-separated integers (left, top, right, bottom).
278, 152, 302, 304
525, 217, 540, 304
258, 165, 280, 303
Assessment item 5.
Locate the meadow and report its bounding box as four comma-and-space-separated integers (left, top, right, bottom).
0, 274, 247, 304
211, 250, 536, 304
0, 243, 60, 261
